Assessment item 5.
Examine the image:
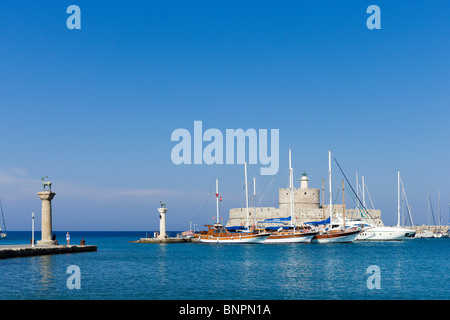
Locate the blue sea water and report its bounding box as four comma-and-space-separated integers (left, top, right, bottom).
0, 231, 448, 300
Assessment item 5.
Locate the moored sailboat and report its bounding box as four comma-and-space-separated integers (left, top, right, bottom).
311, 227, 361, 243
351, 171, 416, 240
433, 190, 444, 238
194, 168, 270, 244
311, 151, 362, 243
416, 230, 434, 238
415, 191, 440, 238
263, 148, 318, 243
196, 223, 270, 243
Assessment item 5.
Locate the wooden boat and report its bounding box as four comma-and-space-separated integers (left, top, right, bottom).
312, 227, 362, 243
195, 223, 270, 243
264, 225, 318, 243
195, 171, 270, 244
311, 151, 362, 243
261, 149, 318, 244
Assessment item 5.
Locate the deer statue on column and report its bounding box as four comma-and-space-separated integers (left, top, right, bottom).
41, 176, 52, 192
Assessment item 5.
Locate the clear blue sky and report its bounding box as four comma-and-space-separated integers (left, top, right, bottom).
0, 1, 449, 231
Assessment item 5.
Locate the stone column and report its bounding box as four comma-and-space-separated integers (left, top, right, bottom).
157, 207, 168, 239
37, 191, 57, 245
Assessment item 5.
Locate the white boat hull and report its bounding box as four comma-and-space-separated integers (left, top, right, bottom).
263, 233, 316, 244
357, 227, 416, 241
197, 233, 270, 244
416, 232, 434, 238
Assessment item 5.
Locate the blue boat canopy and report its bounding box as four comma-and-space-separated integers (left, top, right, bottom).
304, 217, 330, 225
258, 216, 291, 224
264, 226, 292, 230
225, 226, 246, 231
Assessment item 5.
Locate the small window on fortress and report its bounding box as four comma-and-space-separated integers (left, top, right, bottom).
304, 192, 307, 195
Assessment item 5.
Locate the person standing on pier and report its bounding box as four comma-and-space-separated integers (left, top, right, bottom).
66, 232, 70, 245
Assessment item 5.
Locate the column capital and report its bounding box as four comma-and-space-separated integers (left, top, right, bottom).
37, 191, 56, 201
157, 207, 168, 214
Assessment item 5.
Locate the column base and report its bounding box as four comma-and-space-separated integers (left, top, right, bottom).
37, 240, 58, 246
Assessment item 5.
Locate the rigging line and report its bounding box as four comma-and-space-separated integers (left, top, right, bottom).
333, 187, 340, 205
0, 198, 5, 232
333, 157, 374, 221
345, 183, 377, 223
347, 188, 371, 221
191, 189, 214, 221
403, 196, 412, 226
428, 193, 437, 226
257, 165, 288, 207
357, 184, 364, 201
256, 170, 284, 207
400, 176, 414, 226
364, 181, 376, 210
357, 181, 368, 208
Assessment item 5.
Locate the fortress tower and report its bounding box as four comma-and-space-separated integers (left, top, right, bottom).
279, 172, 320, 212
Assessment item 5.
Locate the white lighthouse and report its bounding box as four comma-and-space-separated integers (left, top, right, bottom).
300, 172, 309, 189
157, 202, 168, 239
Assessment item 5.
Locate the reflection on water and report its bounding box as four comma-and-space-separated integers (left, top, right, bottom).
38, 255, 55, 290
156, 244, 168, 286
276, 245, 315, 299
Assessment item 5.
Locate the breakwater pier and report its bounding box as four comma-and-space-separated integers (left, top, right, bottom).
132, 202, 199, 243
131, 236, 198, 243
0, 177, 98, 259
0, 244, 97, 259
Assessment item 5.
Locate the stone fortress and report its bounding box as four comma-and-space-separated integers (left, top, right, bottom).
226, 172, 384, 228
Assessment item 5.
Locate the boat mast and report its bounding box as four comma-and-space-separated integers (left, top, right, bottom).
253, 176, 257, 227
244, 162, 250, 230
342, 180, 346, 229
397, 171, 401, 227
438, 190, 441, 227
427, 191, 430, 229
289, 148, 295, 227
328, 150, 332, 228
322, 178, 325, 220
216, 178, 220, 225
362, 175, 366, 208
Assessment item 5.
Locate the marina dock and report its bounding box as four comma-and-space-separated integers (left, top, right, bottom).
131, 202, 199, 243
0, 244, 97, 259
131, 236, 198, 243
